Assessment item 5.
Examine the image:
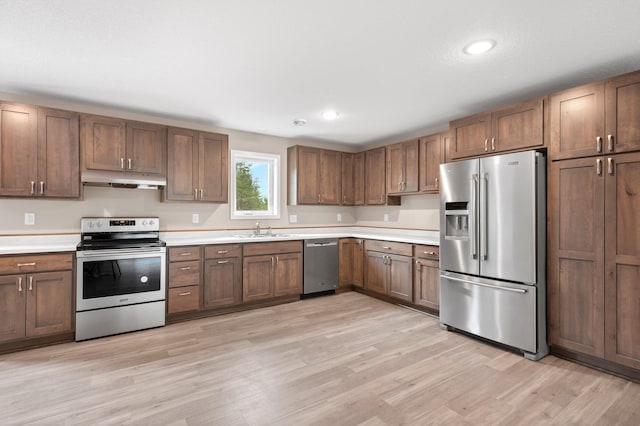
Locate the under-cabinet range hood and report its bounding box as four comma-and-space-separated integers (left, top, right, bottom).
81, 170, 166, 189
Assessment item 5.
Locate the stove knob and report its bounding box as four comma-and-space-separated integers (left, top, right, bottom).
142, 220, 148, 226
148, 219, 155, 226
96, 221, 103, 228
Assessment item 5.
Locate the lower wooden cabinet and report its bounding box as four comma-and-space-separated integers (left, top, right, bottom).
0, 254, 73, 344
413, 245, 440, 311
167, 246, 202, 314
243, 241, 303, 302
167, 286, 199, 314
338, 238, 364, 288
203, 244, 242, 308
363, 240, 413, 302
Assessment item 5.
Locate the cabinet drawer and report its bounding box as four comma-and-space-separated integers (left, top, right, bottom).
168, 246, 201, 262
364, 240, 412, 256
0, 253, 73, 274
243, 240, 302, 257
168, 260, 200, 288
414, 245, 439, 260
205, 244, 241, 259
167, 286, 200, 314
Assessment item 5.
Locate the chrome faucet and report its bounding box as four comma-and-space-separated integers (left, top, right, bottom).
254, 221, 261, 236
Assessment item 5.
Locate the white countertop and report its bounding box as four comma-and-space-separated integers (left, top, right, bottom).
0, 227, 439, 255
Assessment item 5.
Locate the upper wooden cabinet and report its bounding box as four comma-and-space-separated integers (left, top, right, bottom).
606, 71, 640, 155
341, 153, 354, 205
165, 127, 228, 203
449, 98, 544, 161
81, 114, 166, 175
287, 146, 342, 205
0, 102, 79, 198
353, 152, 365, 206
365, 147, 387, 205
419, 132, 446, 193
386, 139, 419, 195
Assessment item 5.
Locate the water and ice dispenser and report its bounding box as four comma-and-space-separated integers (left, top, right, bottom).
444, 202, 469, 239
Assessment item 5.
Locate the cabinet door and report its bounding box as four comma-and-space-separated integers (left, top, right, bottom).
604, 152, 640, 369
166, 128, 198, 201
341, 153, 354, 205
37, 108, 80, 198
199, 131, 228, 202
386, 142, 405, 194
404, 140, 419, 192
204, 257, 242, 308
319, 150, 342, 205
606, 71, 640, 154
126, 122, 166, 175
243, 255, 274, 302
81, 115, 126, 172
365, 147, 386, 205
339, 239, 353, 286
297, 146, 321, 204
353, 152, 365, 205
449, 113, 491, 160
274, 252, 302, 297
419, 133, 444, 192
26, 271, 73, 337
388, 254, 413, 302
414, 258, 440, 310
353, 239, 364, 288
548, 158, 605, 357
0, 274, 26, 343
549, 84, 605, 160
491, 98, 543, 153
0, 103, 37, 196
364, 251, 388, 295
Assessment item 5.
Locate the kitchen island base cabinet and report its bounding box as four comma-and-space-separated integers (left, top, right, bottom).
243, 241, 303, 302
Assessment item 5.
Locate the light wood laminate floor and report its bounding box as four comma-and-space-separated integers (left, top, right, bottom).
1, 292, 639, 425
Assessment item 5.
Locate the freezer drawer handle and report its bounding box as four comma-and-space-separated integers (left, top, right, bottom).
444, 275, 528, 294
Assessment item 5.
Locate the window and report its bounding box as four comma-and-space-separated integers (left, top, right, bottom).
230, 150, 280, 219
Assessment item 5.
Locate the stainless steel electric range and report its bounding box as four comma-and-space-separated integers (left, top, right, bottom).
75, 217, 166, 341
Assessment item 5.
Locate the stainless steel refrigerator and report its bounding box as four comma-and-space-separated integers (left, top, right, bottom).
439, 150, 548, 360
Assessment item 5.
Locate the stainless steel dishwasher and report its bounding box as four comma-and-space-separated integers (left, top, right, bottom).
303, 239, 339, 295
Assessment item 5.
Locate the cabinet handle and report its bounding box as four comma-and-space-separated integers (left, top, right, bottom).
40, 181, 45, 195
271, 256, 275, 267
317, 194, 321, 203
383, 246, 391, 250
596, 158, 602, 176
18, 277, 23, 292
608, 134, 614, 152
435, 177, 439, 189
217, 250, 228, 254
424, 251, 437, 256
596, 136, 603, 153
30, 181, 35, 195
491, 138, 496, 151
200, 189, 204, 199
128, 158, 132, 170
275, 256, 279, 264
120, 158, 125, 169
179, 252, 192, 256
415, 260, 421, 270
17, 262, 36, 268
380, 194, 383, 203
608, 158, 614, 175
28, 276, 33, 291
194, 188, 198, 200
178, 291, 191, 296
484, 139, 488, 152
179, 266, 191, 271
343, 195, 346, 203
217, 260, 229, 264
403, 182, 406, 191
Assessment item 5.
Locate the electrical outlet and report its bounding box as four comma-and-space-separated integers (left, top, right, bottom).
337, 213, 342, 222
289, 214, 297, 223
192, 213, 199, 224
383, 213, 389, 222
24, 213, 35, 225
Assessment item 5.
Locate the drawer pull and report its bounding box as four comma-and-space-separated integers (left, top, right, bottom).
217, 260, 229, 264
424, 251, 437, 256
17, 262, 37, 267
217, 250, 229, 254
179, 252, 192, 256
28, 276, 33, 291
178, 291, 192, 296
382, 246, 391, 250
179, 266, 192, 271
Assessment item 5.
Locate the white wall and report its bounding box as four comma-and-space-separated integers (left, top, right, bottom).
0, 92, 438, 235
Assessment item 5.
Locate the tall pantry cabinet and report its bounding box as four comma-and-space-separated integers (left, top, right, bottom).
548, 70, 640, 372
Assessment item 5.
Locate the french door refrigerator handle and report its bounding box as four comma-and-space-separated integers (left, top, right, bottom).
470, 174, 478, 259
443, 274, 528, 294
481, 172, 489, 260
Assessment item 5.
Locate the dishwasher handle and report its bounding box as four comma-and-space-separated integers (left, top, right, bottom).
306, 241, 338, 247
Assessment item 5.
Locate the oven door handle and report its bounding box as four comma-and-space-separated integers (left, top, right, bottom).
76, 248, 165, 258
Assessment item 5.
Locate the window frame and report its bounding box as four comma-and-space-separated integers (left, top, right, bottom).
230, 150, 280, 220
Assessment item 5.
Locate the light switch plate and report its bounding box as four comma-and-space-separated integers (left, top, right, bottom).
24, 213, 35, 225
192, 213, 199, 224
337, 213, 342, 222
383, 213, 389, 222
289, 214, 297, 223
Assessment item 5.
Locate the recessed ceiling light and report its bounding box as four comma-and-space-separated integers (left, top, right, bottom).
321, 110, 339, 120
293, 118, 307, 126
463, 39, 496, 55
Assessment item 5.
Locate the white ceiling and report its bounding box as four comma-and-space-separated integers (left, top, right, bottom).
1, 1, 640, 147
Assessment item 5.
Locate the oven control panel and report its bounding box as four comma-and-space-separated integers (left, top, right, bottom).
81, 217, 159, 233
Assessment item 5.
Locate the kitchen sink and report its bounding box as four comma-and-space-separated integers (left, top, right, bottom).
232, 233, 292, 239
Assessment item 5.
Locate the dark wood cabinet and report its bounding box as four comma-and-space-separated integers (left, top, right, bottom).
82, 114, 166, 175
363, 240, 413, 302
605, 71, 640, 155
419, 133, 445, 193
203, 244, 242, 308
365, 147, 387, 205
449, 98, 543, 160
341, 153, 354, 205
386, 139, 419, 195
353, 152, 365, 206
338, 238, 364, 288
353, 239, 364, 288
166, 128, 228, 202
0, 102, 79, 198
167, 246, 202, 314
0, 253, 73, 343
413, 245, 440, 311
243, 241, 302, 302
287, 146, 341, 205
